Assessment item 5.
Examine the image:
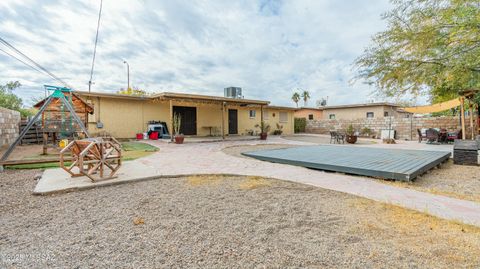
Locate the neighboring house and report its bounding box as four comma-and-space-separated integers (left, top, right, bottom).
296, 103, 410, 120
322, 102, 410, 120
74, 91, 295, 138
294, 107, 323, 120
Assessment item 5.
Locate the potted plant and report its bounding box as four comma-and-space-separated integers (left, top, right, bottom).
273, 123, 283, 135
255, 121, 271, 140
345, 124, 358, 144
172, 113, 184, 144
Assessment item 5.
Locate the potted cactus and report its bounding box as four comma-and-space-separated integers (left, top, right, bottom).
345, 124, 358, 144
172, 113, 184, 144
255, 121, 271, 140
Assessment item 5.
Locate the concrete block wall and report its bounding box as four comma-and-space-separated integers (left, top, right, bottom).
0, 107, 21, 148
306, 116, 478, 140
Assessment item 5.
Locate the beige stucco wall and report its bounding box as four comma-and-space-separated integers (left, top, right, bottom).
294, 109, 323, 120
84, 96, 294, 138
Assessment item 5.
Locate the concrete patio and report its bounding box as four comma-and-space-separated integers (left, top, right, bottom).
34, 135, 480, 227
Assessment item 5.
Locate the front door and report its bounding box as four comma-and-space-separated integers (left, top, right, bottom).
173, 106, 197, 135
228, 109, 238, 134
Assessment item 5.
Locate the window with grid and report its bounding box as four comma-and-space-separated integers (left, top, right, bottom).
329, 114, 335, 119
308, 114, 314, 120
249, 110, 256, 118
366, 112, 374, 118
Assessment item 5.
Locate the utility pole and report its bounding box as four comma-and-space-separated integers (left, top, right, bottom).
123, 60, 130, 90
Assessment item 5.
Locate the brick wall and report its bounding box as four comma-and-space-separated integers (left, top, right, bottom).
0, 107, 21, 148
306, 116, 478, 140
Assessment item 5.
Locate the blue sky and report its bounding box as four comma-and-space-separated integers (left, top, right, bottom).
0, 0, 394, 107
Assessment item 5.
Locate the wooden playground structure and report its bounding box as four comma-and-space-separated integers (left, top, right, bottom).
0, 85, 122, 180
60, 137, 122, 181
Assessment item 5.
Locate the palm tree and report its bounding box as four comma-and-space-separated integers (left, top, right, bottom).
301, 90, 310, 107
291, 92, 300, 107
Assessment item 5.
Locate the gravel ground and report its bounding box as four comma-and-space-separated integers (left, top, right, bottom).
383, 159, 480, 203
1, 170, 480, 268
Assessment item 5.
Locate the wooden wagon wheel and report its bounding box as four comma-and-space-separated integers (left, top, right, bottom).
60, 137, 122, 182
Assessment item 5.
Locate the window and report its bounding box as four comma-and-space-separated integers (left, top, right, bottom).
279, 112, 288, 122
384, 111, 389, 117
249, 110, 256, 118
366, 112, 374, 118
329, 114, 336, 119
308, 114, 314, 120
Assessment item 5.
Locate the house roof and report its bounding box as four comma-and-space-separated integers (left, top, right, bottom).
321, 102, 400, 110
74, 91, 270, 105
74, 91, 151, 101
266, 105, 297, 111
294, 107, 324, 111
152, 92, 269, 105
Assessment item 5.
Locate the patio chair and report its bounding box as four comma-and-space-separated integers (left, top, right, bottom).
336, 132, 345, 144
417, 129, 427, 143
329, 131, 337, 144
425, 128, 439, 144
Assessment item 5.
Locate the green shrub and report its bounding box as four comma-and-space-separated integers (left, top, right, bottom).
294, 117, 306, 133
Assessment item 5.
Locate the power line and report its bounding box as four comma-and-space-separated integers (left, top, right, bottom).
89, 0, 103, 92
0, 47, 45, 75
0, 36, 74, 89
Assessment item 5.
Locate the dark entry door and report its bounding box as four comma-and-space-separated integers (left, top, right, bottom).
228, 109, 238, 134
173, 106, 197, 135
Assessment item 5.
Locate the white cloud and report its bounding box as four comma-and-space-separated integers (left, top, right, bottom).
0, 0, 393, 107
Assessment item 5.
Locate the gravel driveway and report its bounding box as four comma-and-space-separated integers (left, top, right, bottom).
1, 170, 479, 268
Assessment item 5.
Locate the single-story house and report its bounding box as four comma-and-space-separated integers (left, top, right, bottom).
74, 91, 295, 138
294, 107, 323, 120
294, 102, 411, 120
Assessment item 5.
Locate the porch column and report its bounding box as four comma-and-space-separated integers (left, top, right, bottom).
221, 102, 226, 139
260, 105, 264, 122
169, 99, 173, 141
460, 97, 466, 140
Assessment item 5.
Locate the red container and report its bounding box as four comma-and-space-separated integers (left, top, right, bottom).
149, 131, 159, 140
136, 133, 143, 140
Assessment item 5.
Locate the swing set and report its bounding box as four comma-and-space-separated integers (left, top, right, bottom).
0, 85, 122, 181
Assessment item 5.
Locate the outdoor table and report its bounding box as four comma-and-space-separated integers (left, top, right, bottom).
438, 129, 448, 143
202, 126, 214, 136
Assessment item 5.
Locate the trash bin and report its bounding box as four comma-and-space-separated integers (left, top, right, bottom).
149, 131, 159, 140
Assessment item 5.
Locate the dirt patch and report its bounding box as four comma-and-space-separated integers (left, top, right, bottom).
222, 143, 299, 159
379, 160, 480, 203
349, 198, 480, 266
1, 170, 479, 268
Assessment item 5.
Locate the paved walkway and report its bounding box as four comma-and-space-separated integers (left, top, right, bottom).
35, 136, 480, 227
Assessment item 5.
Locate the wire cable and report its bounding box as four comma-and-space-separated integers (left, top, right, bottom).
0, 36, 74, 89
0, 47, 45, 75
89, 0, 103, 92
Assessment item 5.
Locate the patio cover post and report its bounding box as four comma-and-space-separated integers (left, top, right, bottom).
470, 103, 474, 140
169, 99, 173, 142
460, 97, 466, 140
221, 102, 225, 139
260, 105, 264, 123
